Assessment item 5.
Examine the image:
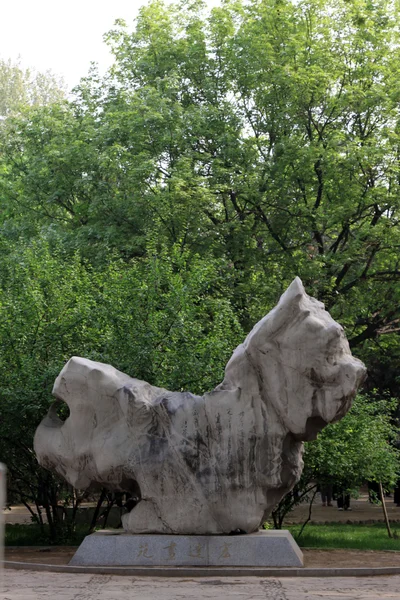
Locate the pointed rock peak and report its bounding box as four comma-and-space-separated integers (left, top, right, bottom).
279, 277, 306, 306
290, 276, 306, 294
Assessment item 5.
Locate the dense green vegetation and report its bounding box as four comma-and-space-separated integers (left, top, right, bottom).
0, 0, 400, 540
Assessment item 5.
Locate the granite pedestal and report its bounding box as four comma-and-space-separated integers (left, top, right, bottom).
69, 530, 303, 567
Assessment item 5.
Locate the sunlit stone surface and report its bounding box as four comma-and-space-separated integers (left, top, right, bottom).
34, 278, 366, 534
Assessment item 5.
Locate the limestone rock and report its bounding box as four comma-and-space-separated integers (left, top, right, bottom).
34, 278, 366, 534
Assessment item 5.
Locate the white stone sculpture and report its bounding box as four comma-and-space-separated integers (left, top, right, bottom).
34, 278, 366, 534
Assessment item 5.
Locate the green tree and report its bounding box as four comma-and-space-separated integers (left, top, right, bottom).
104, 0, 400, 344
272, 394, 400, 528
3, 0, 400, 347
306, 394, 399, 491
0, 238, 109, 539
0, 57, 66, 117
0, 234, 243, 539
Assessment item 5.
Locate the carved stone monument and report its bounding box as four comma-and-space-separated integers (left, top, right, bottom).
34, 278, 366, 567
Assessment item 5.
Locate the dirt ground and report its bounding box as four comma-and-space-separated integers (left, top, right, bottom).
283, 492, 400, 525
5, 492, 400, 526
4, 546, 400, 568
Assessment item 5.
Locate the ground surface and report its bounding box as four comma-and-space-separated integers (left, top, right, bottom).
3, 496, 400, 599
4, 493, 400, 568
3, 570, 400, 600
284, 493, 400, 525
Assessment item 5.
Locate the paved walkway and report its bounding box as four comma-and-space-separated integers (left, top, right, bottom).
3, 570, 400, 600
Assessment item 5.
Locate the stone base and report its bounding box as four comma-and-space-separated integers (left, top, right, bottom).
69, 530, 303, 567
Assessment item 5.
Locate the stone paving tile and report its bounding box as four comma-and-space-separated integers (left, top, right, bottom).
281, 576, 400, 599
3, 571, 400, 600
3, 573, 275, 600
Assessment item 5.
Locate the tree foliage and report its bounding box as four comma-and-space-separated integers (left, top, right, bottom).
0, 57, 66, 118
0, 236, 243, 534
2, 0, 400, 346
272, 393, 400, 528
306, 394, 400, 490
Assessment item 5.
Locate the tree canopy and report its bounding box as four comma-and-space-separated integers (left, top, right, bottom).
2, 0, 400, 352
0, 57, 66, 118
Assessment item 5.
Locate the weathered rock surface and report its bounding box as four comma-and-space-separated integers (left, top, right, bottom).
34, 278, 366, 534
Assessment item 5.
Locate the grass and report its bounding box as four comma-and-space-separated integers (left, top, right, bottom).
5, 523, 88, 546
287, 522, 400, 552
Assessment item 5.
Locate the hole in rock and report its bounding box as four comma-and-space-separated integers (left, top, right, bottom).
48, 399, 70, 424
120, 478, 141, 512
55, 400, 70, 422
